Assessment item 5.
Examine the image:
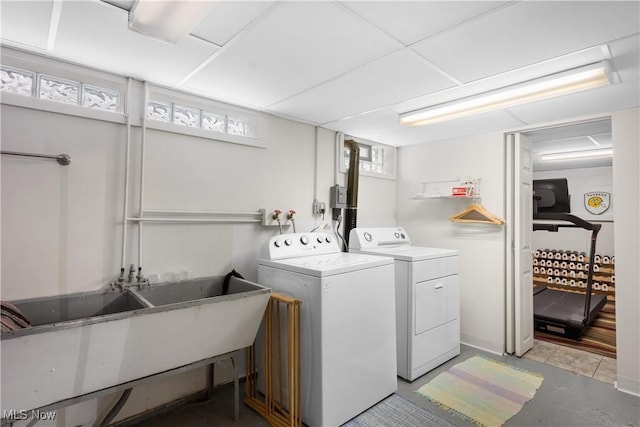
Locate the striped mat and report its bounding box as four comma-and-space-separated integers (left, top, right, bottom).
535, 299, 616, 359
342, 394, 456, 427
417, 356, 543, 427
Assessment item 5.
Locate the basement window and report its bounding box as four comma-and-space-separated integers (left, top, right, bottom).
1, 65, 121, 113
146, 93, 261, 146
341, 137, 395, 180
1, 66, 34, 97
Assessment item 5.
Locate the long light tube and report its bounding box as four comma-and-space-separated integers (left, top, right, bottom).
399, 62, 611, 127
539, 148, 613, 162
129, 0, 215, 44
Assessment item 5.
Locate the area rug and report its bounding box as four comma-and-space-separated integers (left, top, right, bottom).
535, 299, 616, 359
342, 393, 456, 427
416, 356, 543, 427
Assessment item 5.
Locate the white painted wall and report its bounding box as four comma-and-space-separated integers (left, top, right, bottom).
0, 74, 397, 425
396, 132, 506, 355
611, 108, 640, 396
533, 166, 614, 255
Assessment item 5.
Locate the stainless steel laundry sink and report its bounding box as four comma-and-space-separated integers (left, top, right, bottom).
7, 289, 149, 329
131, 275, 260, 306
1, 275, 270, 412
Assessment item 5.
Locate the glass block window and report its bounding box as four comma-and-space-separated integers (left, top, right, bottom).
173, 104, 200, 128
146, 100, 257, 141
1, 65, 122, 114
201, 111, 226, 133
371, 146, 384, 174
147, 100, 171, 122
344, 141, 391, 177
38, 74, 80, 105
83, 84, 119, 112
1, 66, 34, 97
227, 117, 246, 136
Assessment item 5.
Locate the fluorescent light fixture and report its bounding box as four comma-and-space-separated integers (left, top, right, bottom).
399, 62, 612, 127
539, 148, 613, 162
129, 0, 215, 44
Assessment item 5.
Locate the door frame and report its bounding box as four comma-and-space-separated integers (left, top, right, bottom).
504, 116, 614, 355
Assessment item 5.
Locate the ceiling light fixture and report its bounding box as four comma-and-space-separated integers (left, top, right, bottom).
399, 62, 612, 127
539, 148, 613, 162
128, 0, 215, 44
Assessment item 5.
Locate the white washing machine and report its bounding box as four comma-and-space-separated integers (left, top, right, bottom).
258, 232, 397, 427
349, 227, 460, 381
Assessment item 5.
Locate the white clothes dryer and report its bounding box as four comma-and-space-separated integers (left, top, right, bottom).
349, 227, 460, 381
258, 232, 397, 427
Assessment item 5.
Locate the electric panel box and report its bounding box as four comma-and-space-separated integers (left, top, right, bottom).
330, 185, 346, 209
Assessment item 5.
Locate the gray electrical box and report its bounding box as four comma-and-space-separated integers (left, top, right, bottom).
330, 185, 346, 209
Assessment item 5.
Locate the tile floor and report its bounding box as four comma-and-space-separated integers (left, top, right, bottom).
523, 339, 617, 384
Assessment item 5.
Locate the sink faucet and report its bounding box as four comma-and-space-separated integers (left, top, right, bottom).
136, 266, 149, 288
110, 267, 127, 291
111, 265, 149, 291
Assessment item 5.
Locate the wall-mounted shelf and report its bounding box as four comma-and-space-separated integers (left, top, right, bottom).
410, 178, 480, 200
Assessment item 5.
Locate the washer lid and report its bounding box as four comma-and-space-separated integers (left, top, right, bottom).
352, 246, 459, 262
259, 252, 393, 277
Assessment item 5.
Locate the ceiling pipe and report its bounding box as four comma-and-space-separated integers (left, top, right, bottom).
344, 139, 360, 247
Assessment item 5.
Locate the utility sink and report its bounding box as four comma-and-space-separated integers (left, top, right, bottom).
1, 275, 270, 413
8, 290, 148, 329
131, 276, 261, 306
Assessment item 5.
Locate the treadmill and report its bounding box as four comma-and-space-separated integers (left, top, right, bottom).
532, 208, 608, 341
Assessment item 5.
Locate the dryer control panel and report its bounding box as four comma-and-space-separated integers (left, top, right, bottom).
260, 232, 340, 260
349, 227, 411, 249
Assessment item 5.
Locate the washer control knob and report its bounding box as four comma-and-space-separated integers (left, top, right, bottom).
401, 233, 406, 239
284, 238, 292, 246
364, 232, 372, 242
300, 235, 309, 245
394, 232, 400, 238
325, 236, 332, 243
317, 236, 324, 244
274, 240, 282, 248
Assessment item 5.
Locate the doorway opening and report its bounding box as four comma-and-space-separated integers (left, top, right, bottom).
507, 118, 616, 384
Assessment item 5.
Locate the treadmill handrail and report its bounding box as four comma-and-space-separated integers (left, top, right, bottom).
533, 212, 601, 231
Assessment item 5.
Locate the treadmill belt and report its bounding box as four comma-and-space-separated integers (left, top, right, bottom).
534, 288, 607, 338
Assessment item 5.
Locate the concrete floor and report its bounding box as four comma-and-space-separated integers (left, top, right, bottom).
133, 344, 640, 427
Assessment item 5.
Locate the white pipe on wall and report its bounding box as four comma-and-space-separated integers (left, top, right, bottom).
314, 126, 319, 201
335, 131, 343, 185
142, 209, 262, 217
138, 82, 149, 269
131, 209, 263, 223
120, 77, 133, 269
127, 217, 262, 223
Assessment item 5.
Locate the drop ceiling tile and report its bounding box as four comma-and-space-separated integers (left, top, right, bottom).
181, 1, 402, 108
325, 109, 406, 144
509, 80, 640, 124
533, 137, 605, 155
412, 1, 640, 83
526, 120, 611, 143
52, 1, 219, 87
269, 49, 456, 124
340, 1, 508, 46
191, 1, 275, 46
0, 0, 53, 52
